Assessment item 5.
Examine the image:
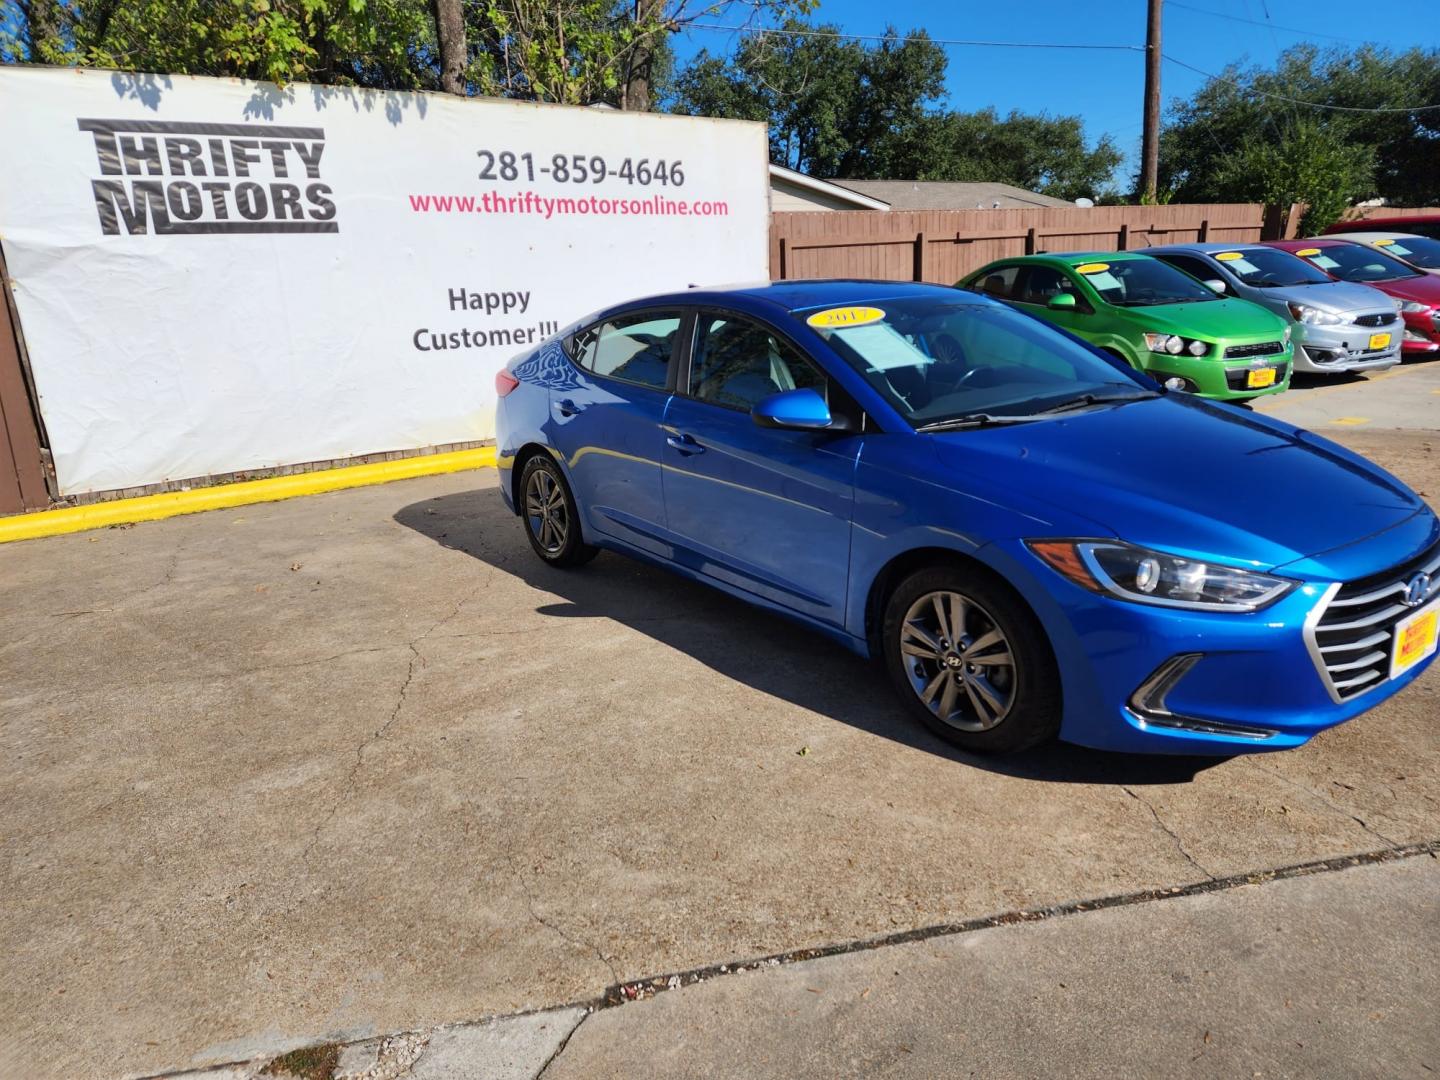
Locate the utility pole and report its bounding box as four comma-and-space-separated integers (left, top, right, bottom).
1140, 0, 1162, 201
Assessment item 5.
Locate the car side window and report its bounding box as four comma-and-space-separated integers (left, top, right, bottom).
569, 311, 682, 391
972, 265, 1020, 300
1015, 266, 1092, 312
1161, 254, 1219, 285
689, 314, 828, 412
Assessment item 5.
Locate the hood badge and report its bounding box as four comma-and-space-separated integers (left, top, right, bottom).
1404, 572, 1433, 608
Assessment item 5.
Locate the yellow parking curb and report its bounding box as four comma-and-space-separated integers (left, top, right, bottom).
0, 447, 497, 544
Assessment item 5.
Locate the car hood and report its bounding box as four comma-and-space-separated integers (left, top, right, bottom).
1113, 298, 1283, 340
1367, 273, 1440, 306
928, 395, 1424, 572
1264, 279, 1397, 315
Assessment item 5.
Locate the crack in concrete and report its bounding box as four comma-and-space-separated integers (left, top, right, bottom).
1121, 786, 1216, 880
297, 580, 490, 882
1244, 760, 1402, 846
535, 1010, 588, 1080
506, 851, 620, 987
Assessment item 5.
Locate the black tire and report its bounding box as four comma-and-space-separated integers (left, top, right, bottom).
881, 564, 1060, 754
518, 454, 598, 567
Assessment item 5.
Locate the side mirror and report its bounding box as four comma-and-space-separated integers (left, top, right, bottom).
1204, 279, 1227, 294
752, 388, 842, 431
1047, 293, 1077, 310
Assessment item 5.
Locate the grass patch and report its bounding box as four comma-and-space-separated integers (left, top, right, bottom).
259, 1043, 341, 1080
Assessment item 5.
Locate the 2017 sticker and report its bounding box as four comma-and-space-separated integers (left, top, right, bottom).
1216, 252, 1244, 261
1075, 262, 1111, 274
807, 306, 885, 328
1295, 248, 1322, 257
1373, 238, 1395, 246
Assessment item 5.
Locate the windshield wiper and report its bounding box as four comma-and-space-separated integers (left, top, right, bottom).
915, 413, 1042, 432
1035, 391, 1158, 415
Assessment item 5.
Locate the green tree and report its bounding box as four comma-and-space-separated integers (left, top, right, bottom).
1159, 44, 1440, 207
669, 21, 1119, 199
1211, 119, 1375, 234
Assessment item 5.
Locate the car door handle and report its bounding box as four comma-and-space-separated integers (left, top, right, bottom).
554, 398, 582, 417
666, 433, 705, 455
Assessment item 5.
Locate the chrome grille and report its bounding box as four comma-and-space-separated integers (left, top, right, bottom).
1224, 341, 1286, 359
1307, 540, 1440, 701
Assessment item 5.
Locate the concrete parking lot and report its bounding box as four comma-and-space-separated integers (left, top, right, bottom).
2, 362, 1438, 1079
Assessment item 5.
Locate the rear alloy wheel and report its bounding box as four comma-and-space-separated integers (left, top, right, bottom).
882, 566, 1060, 753
519, 455, 597, 567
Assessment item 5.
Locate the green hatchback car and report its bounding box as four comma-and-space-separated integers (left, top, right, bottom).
959, 252, 1294, 400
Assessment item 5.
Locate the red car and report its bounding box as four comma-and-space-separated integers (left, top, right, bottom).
1324, 215, 1440, 242
1264, 239, 1440, 357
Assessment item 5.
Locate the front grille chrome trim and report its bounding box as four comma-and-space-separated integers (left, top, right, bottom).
1304, 538, 1440, 704
1126, 654, 1278, 741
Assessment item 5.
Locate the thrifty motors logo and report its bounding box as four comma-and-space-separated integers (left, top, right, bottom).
79, 119, 338, 236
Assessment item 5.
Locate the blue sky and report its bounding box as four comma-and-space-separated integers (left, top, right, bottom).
673, 0, 1439, 182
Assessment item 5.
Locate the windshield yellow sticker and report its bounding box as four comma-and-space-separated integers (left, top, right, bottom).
1075, 262, 1110, 274
1295, 248, 1322, 256
1373, 238, 1395, 245
1216, 252, 1244, 261
807, 306, 885, 328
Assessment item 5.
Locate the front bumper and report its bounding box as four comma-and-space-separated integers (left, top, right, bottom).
1292, 321, 1401, 373
985, 537, 1437, 755
1400, 311, 1440, 355
1141, 343, 1293, 401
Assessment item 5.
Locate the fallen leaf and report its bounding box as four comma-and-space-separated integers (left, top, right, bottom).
290, 562, 302, 571
796, 746, 810, 757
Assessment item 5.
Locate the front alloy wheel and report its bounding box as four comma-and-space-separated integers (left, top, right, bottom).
900, 591, 1015, 732
882, 565, 1060, 753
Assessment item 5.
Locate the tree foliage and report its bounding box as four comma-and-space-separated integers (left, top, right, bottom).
1211, 119, 1375, 234
667, 20, 1119, 198
1159, 44, 1440, 208
0, 0, 808, 108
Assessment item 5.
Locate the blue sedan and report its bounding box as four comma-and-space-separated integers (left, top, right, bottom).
494, 281, 1439, 755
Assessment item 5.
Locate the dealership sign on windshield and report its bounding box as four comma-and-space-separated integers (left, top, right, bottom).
0, 69, 767, 495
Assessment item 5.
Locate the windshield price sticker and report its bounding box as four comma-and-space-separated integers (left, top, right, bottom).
1295, 248, 1323, 257
807, 306, 886, 329
1075, 263, 1110, 274
1373, 238, 1395, 246
1216, 252, 1244, 261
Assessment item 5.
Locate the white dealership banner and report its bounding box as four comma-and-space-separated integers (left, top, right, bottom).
0, 67, 769, 495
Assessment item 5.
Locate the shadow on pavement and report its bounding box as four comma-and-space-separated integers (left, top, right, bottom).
396, 486, 1227, 787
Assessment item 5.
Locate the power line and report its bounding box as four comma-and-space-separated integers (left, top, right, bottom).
1164, 1, 1377, 45
684, 20, 1440, 115
1162, 53, 1440, 112
685, 23, 1143, 52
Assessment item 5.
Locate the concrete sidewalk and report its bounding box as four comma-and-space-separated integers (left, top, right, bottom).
1253, 356, 1440, 430
175, 850, 1440, 1079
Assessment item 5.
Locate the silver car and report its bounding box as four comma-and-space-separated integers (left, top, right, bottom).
1325, 231, 1440, 277
1146, 242, 1401, 375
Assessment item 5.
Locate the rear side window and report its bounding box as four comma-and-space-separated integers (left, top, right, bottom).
569, 311, 682, 390
971, 265, 1021, 300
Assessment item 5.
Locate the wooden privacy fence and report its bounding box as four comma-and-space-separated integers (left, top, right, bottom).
0, 250, 50, 515
769, 203, 1301, 283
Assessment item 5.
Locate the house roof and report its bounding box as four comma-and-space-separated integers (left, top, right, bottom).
832, 180, 1073, 211
767, 164, 891, 211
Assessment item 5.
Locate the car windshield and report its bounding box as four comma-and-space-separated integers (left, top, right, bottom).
1076, 258, 1219, 306
1209, 248, 1332, 287
795, 298, 1155, 429
1365, 236, 1440, 270
1300, 244, 1423, 282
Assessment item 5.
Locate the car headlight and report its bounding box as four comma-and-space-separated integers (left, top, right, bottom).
1028, 539, 1296, 611
1143, 333, 1208, 356
1286, 302, 1344, 326
1399, 300, 1429, 314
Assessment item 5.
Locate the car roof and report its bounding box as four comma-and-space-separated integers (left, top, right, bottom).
610, 278, 988, 316
986, 251, 1152, 268
1265, 238, 1352, 250
1325, 231, 1430, 243
1143, 241, 1271, 255
1324, 214, 1440, 231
